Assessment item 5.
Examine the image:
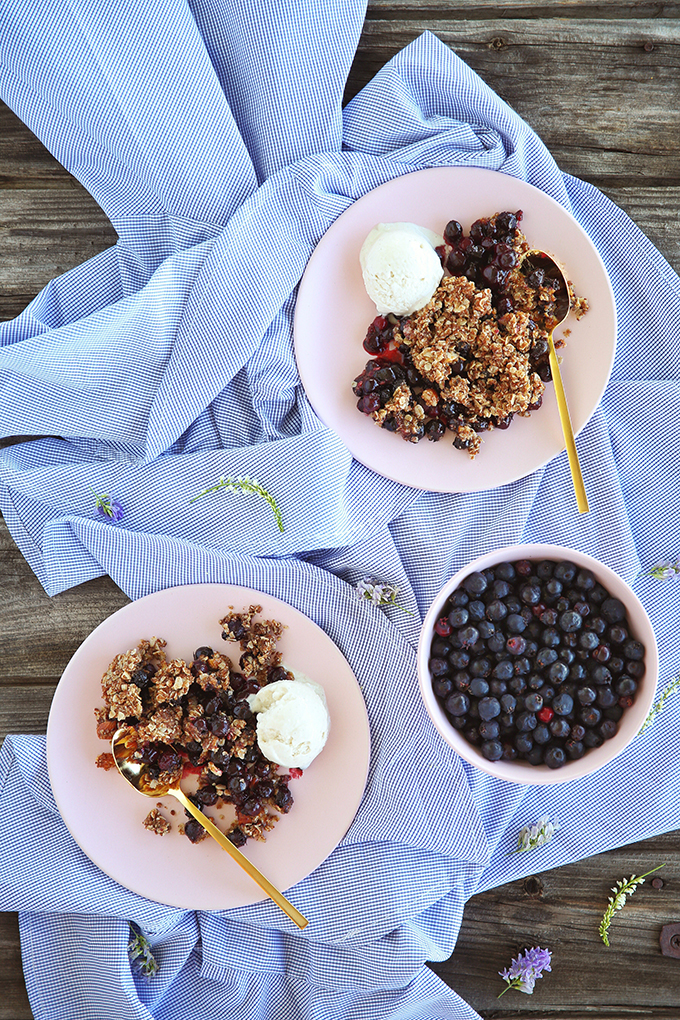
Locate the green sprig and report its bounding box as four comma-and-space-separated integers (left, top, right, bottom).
639, 675, 680, 735
189, 475, 284, 532
598, 864, 665, 946
128, 923, 158, 978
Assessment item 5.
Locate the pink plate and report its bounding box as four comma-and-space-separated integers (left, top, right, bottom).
294, 166, 617, 493
47, 584, 370, 911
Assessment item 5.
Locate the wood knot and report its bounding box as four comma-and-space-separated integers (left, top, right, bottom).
489, 37, 505, 50
644, 42, 655, 52
523, 876, 544, 898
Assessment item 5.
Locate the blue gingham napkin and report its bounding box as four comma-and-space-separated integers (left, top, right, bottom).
1, 2, 680, 1017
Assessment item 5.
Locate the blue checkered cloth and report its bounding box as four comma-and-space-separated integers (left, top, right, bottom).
1, 2, 680, 1017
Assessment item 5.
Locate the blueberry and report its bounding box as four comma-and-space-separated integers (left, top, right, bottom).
429, 657, 450, 677
544, 746, 567, 769
478, 696, 501, 721
528, 674, 544, 690
579, 631, 600, 651
547, 661, 569, 684
433, 679, 453, 698
458, 626, 480, 648
601, 598, 626, 623
492, 660, 514, 681
584, 729, 604, 748
448, 608, 469, 628
544, 578, 563, 600
489, 679, 508, 696
469, 678, 490, 698
626, 660, 646, 678
550, 718, 571, 739
491, 579, 511, 599
502, 743, 518, 761
542, 627, 561, 648
500, 693, 517, 713
525, 692, 543, 712
580, 705, 602, 727
479, 720, 501, 740
533, 724, 551, 745
559, 611, 583, 633
487, 633, 506, 653
513, 657, 532, 676
506, 614, 527, 634
449, 649, 470, 670
495, 561, 516, 581
615, 676, 638, 696
596, 687, 618, 709
463, 571, 488, 595
577, 686, 597, 705
445, 693, 470, 716
486, 600, 508, 621
516, 711, 538, 732
590, 664, 613, 685
536, 560, 555, 579
467, 600, 486, 621
554, 561, 577, 582
515, 733, 534, 754
552, 692, 574, 716
536, 647, 558, 668
608, 625, 628, 644
576, 569, 596, 591
470, 657, 493, 678
481, 740, 503, 761
477, 619, 496, 639
450, 589, 470, 607
565, 738, 585, 759
520, 584, 542, 605
599, 719, 618, 740
623, 639, 645, 661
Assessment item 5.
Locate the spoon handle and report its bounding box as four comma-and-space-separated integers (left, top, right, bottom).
548, 335, 589, 514
171, 786, 308, 929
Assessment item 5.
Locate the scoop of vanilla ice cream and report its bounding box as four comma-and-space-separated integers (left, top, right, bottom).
360, 222, 444, 316
247, 675, 330, 769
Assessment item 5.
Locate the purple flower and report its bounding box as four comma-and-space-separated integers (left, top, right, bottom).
90, 487, 124, 523
643, 560, 680, 580
498, 946, 552, 996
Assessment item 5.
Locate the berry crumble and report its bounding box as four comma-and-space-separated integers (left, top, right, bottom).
96, 605, 300, 846
428, 558, 644, 769
353, 211, 588, 457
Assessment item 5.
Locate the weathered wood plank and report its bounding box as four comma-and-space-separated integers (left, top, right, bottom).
0, 913, 31, 1020
0, 686, 55, 743
0, 104, 72, 188
432, 831, 680, 1015
0, 189, 117, 306
346, 18, 680, 185
0, 520, 130, 681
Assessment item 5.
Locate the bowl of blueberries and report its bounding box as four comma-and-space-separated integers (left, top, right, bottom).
417, 544, 658, 784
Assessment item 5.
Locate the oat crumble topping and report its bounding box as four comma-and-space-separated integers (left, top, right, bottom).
96, 606, 297, 848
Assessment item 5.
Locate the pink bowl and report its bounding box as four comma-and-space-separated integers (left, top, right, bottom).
417, 544, 658, 785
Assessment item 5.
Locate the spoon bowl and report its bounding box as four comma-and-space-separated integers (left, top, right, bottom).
112, 727, 308, 928
522, 250, 589, 514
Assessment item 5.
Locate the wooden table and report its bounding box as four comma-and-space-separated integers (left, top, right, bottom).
2, 2, 680, 1016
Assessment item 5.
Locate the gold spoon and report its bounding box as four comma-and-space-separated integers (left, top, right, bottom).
522, 250, 589, 514
112, 727, 308, 929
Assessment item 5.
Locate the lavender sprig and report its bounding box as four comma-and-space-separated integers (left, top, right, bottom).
599, 864, 665, 946
128, 923, 158, 978
89, 486, 124, 522
356, 578, 414, 615
498, 946, 552, 997
510, 815, 559, 855
189, 475, 284, 532
639, 675, 680, 735
640, 559, 680, 580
